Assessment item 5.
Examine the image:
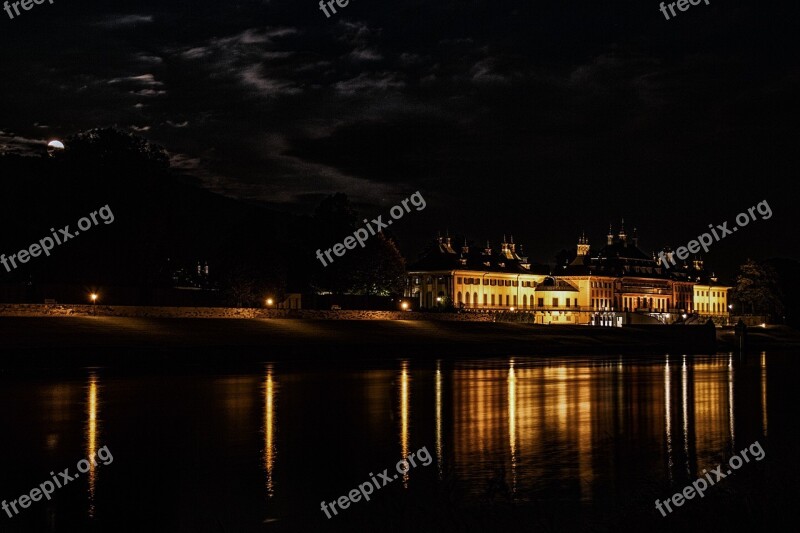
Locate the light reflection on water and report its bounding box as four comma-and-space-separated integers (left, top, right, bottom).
24, 352, 771, 524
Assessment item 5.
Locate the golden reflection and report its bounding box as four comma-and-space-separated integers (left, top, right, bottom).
86, 373, 99, 518
435, 360, 443, 479
728, 354, 735, 448
264, 366, 277, 499
693, 356, 733, 467
761, 352, 768, 436
664, 356, 673, 481
399, 360, 410, 486
575, 366, 593, 502
682, 356, 690, 475
507, 359, 517, 497
452, 361, 596, 501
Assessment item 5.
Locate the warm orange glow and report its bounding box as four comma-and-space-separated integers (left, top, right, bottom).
264, 366, 276, 498
401, 301, 409, 310
507, 359, 517, 497
435, 360, 443, 479
86, 373, 98, 517
266, 298, 274, 306
664, 356, 674, 482
399, 360, 410, 486
90, 293, 98, 302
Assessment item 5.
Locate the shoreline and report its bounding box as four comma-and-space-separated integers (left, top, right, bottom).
1, 315, 720, 367
2, 310, 795, 369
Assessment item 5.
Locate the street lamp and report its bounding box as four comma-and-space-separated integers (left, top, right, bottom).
400, 301, 409, 311
90, 293, 98, 315
266, 298, 274, 308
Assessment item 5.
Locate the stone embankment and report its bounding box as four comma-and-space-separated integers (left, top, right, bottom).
0, 303, 494, 321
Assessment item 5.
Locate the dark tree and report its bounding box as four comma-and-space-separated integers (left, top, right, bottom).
732, 259, 784, 318
347, 232, 407, 296
64, 127, 169, 171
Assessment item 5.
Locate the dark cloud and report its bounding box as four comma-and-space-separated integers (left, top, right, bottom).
1, 0, 797, 269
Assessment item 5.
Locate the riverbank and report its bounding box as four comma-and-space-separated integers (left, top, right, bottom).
0, 303, 492, 321
0, 316, 720, 368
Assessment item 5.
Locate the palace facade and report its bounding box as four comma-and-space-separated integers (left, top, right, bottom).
404, 225, 731, 325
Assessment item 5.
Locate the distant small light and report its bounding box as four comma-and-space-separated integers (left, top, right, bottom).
266, 298, 274, 306
509, 307, 515, 312
682, 314, 687, 319
436, 297, 442, 303
90, 293, 98, 302
400, 301, 409, 310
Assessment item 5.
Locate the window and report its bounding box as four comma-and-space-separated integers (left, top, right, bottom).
566, 299, 571, 308
538, 298, 544, 307
457, 277, 463, 284
457, 292, 462, 304
553, 298, 559, 307
491, 294, 495, 306
466, 292, 471, 305
506, 295, 510, 306
483, 294, 487, 305
514, 295, 517, 305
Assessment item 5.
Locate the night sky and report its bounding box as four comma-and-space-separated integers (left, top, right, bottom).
1, 0, 797, 273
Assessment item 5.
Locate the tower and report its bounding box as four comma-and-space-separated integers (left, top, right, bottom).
577, 232, 590, 257
618, 218, 627, 245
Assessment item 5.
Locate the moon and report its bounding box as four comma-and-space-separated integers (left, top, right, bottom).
47, 140, 65, 150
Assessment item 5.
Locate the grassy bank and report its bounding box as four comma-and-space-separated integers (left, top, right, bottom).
0, 316, 719, 368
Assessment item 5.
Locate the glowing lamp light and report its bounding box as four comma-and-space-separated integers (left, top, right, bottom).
90, 293, 98, 302
436, 297, 442, 303
266, 298, 274, 306
509, 307, 515, 312
400, 301, 409, 311
682, 314, 687, 319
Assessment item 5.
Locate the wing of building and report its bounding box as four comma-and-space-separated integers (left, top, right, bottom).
405, 225, 732, 326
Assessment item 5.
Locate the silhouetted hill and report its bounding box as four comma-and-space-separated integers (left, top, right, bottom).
0, 145, 294, 295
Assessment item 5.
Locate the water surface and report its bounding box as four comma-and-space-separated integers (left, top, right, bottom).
0, 352, 796, 532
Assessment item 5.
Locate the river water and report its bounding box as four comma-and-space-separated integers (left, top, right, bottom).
0, 352, 796, 532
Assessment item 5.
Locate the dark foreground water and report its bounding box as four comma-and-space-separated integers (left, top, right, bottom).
0, 353, 798, 533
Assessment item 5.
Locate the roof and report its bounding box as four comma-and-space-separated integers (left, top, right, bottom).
407, 238, 550, 275
535, 277, 578, 292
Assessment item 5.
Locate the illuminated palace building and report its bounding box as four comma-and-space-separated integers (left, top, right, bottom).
404, 225, 731, 326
